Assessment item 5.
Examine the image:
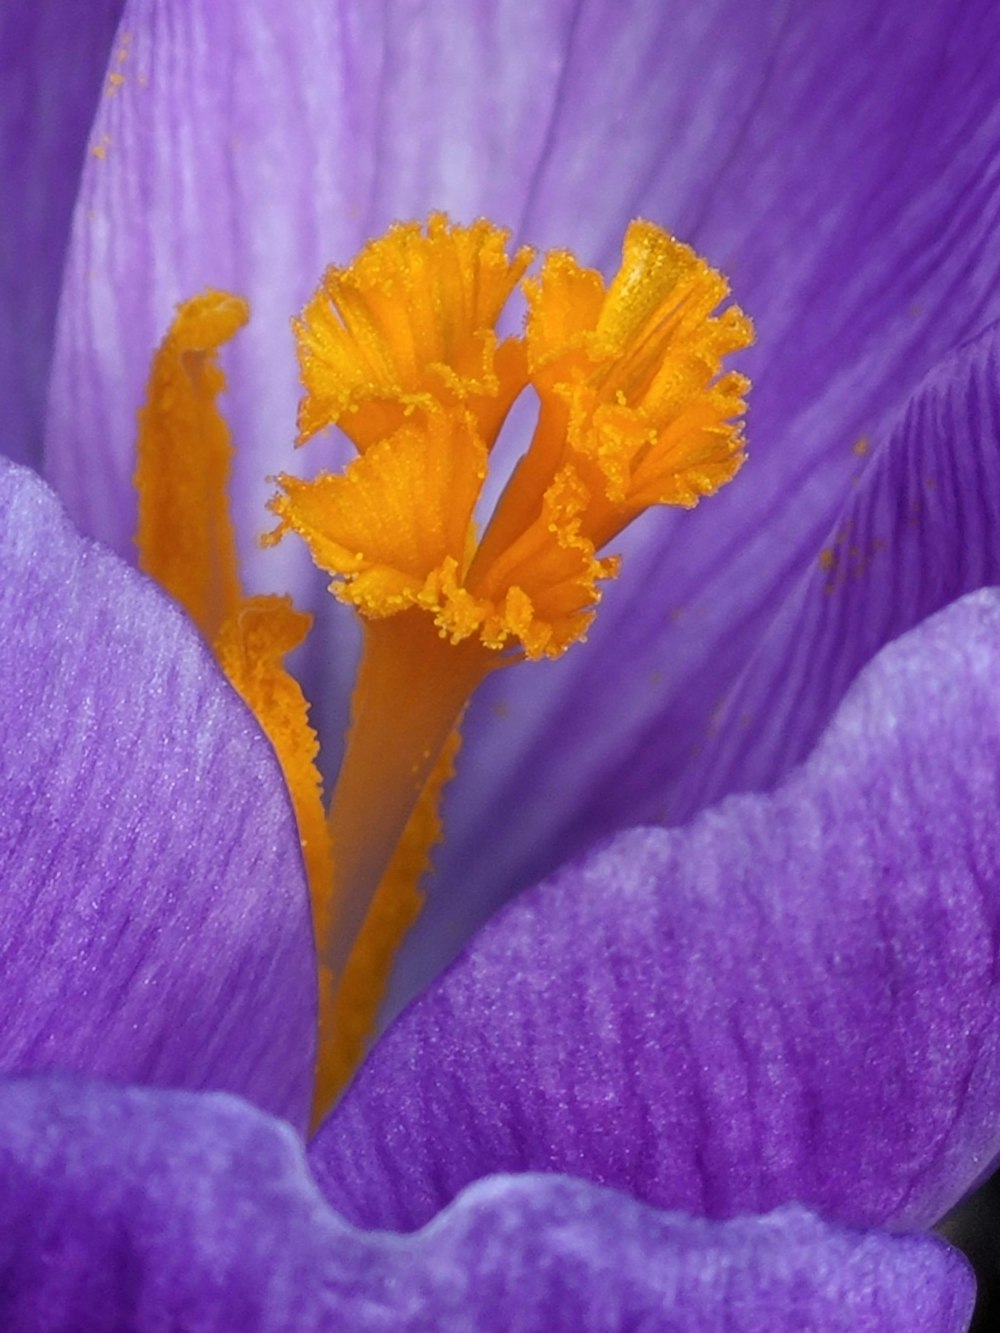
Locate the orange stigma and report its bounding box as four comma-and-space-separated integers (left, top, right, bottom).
135, 214, 752, 1121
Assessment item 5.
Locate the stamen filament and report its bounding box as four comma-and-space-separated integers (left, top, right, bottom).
324, 612, 496, 976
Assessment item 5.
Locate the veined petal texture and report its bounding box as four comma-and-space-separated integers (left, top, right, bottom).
0, 460, 315, 1130
0, 1073, 974, 1332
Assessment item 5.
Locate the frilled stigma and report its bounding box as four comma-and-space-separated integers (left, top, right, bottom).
270, 214, 752, 659
135, 214, 752, 1122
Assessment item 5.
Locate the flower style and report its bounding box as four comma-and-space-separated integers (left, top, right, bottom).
3, 0, 1000, 1327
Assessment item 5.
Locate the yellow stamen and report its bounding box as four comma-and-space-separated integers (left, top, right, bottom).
213, 596, 339, 1123
136, 297, 338, 1113
134, 291, 247, 641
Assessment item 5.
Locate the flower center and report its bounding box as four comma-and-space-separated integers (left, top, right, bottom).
134, 213, 752, 1122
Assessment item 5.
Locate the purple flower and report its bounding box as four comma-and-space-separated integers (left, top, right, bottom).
3, 0, 1000, 1326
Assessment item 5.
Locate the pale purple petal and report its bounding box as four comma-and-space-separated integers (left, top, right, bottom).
0, 2, 123, 466
315, 591, 1000, 1234
0, 1072, 974, 1332
0, 458, 314, 1129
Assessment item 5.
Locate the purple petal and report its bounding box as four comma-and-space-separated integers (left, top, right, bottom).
315, 590, 1000, 1234
0, 459, 314, 1129
0, 1072, 974, 1332
0, 2, 124, 466
673, 317, 1000, 822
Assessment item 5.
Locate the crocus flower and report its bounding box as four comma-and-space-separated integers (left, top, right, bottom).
3, 0, 1000, 1327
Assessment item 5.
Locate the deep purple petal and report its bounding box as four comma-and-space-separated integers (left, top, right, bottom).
0, 1073, 974, 1333
672, 318, 1000, 823
315, 590, 1000, 1234
0, 458, 314, 1129
0, 1, 124, 466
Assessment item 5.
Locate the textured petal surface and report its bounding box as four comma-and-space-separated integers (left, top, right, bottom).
0, 459, 314, 1129
315, 591, 1000, 1235
0, 1073, 974, 1333
673, 318, 1000, 822
43, 0, 1000, 1002
0, 2, 124, 466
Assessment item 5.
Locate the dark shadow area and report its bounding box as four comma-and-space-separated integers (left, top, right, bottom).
939, 1170, 1000, 1328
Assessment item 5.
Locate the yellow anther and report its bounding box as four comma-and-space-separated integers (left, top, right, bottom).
135, 298, 337, 1115
134, 290, 248, 641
